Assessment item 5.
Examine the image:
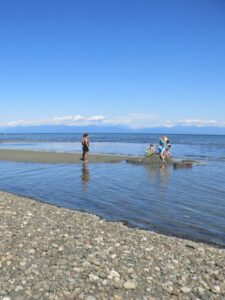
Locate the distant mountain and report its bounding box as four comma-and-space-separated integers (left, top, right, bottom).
136, 126, 225, 135
1, 125, 225, 135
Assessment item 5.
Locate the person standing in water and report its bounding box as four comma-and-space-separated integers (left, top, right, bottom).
81, 133, 89, 162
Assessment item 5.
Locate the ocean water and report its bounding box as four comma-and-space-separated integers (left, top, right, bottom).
0, 133, 225, 246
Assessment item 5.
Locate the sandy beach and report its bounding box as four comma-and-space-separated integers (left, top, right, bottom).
0, 191, 224, 299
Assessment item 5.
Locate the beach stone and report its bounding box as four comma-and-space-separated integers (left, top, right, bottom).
11, 292, 25, 300
85, 296, 96, 300
102, 279, 108, 285
89, 274, 99, 281
180, 286, 191, 293
171, 288, 179, 296
14, 286, 23, 292
197, 287, 206, 296
185, 240, 199, 249
113, 295, 122, 300
211, 285, 221, 293
108, 270, 120, 280
28, 249, 35, 254
63, 292, 75, 300
123, 280, 136, 289
0, 191, 225, 300
112, 280, 123, 289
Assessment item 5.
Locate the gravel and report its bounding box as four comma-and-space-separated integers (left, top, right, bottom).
0, 191, 224, 300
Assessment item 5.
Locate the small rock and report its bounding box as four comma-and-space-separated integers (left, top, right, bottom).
102, 279, 107, 285
171, 288, 179, 296
63, 292, 74, 300
113, 295, 121, 300
211, 286, 220, 293
123, 281, 136, 290
127, 268, 134, 274
185, 241, 198, 249
180, 286, 191, 293
197, 287, 206, 296
86, 296, 96, 300
89, 274, 99, 281
58, 246, 64, 252
112, 280, 123, 289
28, 249, 35, 254
15, 286, 23, 292
108, 270, 120, 280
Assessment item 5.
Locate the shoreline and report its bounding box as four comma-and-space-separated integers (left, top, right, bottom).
1, 191, 224, 299
2, 189, 224, 249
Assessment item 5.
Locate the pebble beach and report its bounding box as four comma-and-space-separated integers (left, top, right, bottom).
0, 191, 225, 300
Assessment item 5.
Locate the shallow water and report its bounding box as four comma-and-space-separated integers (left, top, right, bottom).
0, 133, 225, 246
0, 159, 224, 246
1, 133, 225, 161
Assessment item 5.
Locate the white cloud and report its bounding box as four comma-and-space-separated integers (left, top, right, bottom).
0, 115, 105, 127
1, 114, 225, 128
177, 119, 225, 127
103, 113, 160, 128
87, 116, 105, 122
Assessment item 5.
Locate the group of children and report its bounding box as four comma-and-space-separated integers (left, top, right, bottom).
145, 136, 172, 162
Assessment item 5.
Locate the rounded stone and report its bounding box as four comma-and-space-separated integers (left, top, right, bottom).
123, 281, 136, 289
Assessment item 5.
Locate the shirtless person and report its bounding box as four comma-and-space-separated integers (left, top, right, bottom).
81, 133, 89, 162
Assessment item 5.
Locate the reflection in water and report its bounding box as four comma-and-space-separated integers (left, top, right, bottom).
144, 164, 169, 201
143, 164, 170, 225
159, 164, 169, 187
145, 165, 169, 186
81, 163, 90, 187
158, 164, 169, 201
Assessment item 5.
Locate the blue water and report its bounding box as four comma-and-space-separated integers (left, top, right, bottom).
1, 133, 225, 160
0, 133, 225, 246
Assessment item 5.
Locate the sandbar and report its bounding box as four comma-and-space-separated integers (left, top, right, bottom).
0, 149, 197, 168
0, 149, 132, 163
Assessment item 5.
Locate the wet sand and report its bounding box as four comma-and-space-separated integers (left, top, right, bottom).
0, 149, 133, 163
0, 149, 197, 169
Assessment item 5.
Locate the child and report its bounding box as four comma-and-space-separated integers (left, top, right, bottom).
149, 144, 155, 154
164, 140, 172, 158
157, 136, 167, 161
145, 144, 155, 157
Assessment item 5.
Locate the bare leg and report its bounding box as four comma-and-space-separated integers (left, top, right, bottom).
84, 152, 88, 162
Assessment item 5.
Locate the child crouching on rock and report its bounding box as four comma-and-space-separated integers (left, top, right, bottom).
145, 144, 155, 157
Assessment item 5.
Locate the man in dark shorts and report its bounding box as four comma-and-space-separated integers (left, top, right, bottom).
81, 133, 89, 162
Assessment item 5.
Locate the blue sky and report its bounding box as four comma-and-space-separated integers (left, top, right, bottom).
0, 0, 225, 129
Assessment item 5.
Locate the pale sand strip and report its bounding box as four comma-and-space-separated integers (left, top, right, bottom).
0, 149, 133, 163
0, 191, 224, 299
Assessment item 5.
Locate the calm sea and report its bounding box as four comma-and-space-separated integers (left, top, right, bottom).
0, 133, 225, 247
